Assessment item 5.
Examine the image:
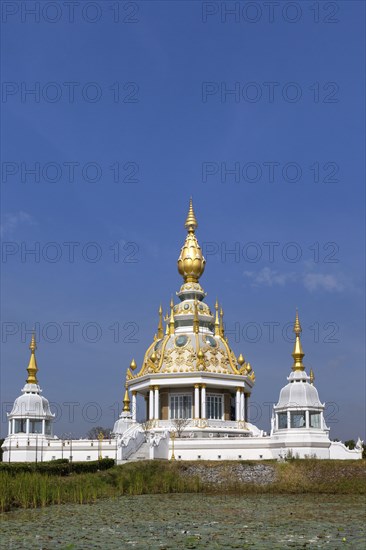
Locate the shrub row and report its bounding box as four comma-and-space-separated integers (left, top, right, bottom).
0, 458, 115, 476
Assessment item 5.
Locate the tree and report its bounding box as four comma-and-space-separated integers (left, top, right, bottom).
344, 439, 356, 450
171, 418, 190, 438
86, 427, 112, 440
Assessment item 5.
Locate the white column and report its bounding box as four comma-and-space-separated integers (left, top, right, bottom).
235, 388, 240, 421
26, 418, 30, 435
149, 387, 154, 420
8, 420, 12, 435
154, 386, 159, 420
275, 413, 279, 431
240, 391, 245, 421
132, 391, 137, 422
194, 385, 200, 419
305, 410, 310, 428
245, 393, 249, 421
287, 410, 291, 429
201, 384, 206, 419
42, 419, 45, 435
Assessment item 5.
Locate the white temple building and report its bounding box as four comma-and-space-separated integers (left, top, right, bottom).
1, 200, 362, 462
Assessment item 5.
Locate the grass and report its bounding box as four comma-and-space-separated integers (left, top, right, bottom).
0, 459, 365, 512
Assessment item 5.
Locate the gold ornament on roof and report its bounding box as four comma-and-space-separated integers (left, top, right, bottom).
123, 385, 131, 412
26, 332, 38, 384
238, 353, 245, 366
309, 368, 315, 385
177, 198, 206, 283
214, 299, 220, 336
130, 359, 137, 371
292, 310, 305, 371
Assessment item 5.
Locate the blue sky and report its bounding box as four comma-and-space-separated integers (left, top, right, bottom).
1, 1, 364, 440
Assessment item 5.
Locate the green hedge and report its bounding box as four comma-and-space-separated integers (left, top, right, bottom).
0, 458, 114, 476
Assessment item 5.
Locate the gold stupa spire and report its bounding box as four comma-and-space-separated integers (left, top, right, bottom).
157, 305, 164, 339
169, 298, 175, 335
292, 310, 305, 371
26, 332, 38, 384
123, 384, 131, 412
178, 199, 206, 283
214, 299, 220, 336
219, 307, 224, 337
193, 297, 199, 334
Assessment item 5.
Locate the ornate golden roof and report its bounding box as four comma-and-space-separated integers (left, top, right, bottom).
126, 199, 254, 384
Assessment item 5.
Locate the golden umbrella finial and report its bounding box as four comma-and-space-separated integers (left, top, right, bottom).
294, 309, 302, 335
26, 331, 38, 384
185, 197, 198, 233
157, 304, 164, 339
292, 310, 305, 371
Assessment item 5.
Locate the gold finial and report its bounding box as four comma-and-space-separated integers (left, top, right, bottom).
309, 368, 314, 385
169, 298, 175, 335
294, 309, 302, 335
178, 199, 206, 283
151, 351, 157, 363
214, 299, 220, 336
219, 307, 224, 337
26, 332, 38, 384
193, 297, 199, 334
185, 197, 198, 233
157, 304, 164, 339
238, 353, 245, 366
246, 362, 252, 373
130, 358, 137, 371
123, 385, 131, 412
292, 310, 305, 371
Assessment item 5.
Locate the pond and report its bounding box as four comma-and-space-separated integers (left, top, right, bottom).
1, 494, 365, 549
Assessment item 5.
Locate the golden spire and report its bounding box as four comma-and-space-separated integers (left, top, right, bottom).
185, 197, 198, 233
157, 304, 164, 339
26, 332, 38, 384
219, 307, 224, 337
214, 299, 220, 336
123, 385, 131, 412
238, 353, 245, 366
178, 199, 206, 283
193, 297, 199, 334
169, 298, 175, 335
309, 368, 314, 385
292, 310, 305, 371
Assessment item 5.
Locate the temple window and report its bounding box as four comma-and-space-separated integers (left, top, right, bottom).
277, 412, 287, 429
309, 412, 321, 428
207, 394, 223, 420
45, 420, 52, 435
14, 419, 27, 433
29, 419, 43, 433
170, 394, 192, 419
290, 411, 306, 428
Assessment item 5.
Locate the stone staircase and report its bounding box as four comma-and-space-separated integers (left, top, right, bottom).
125, 440, 150, 462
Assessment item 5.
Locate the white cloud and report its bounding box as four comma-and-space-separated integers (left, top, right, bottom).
243, 267, 345, 293
243, 267, 296, 287
303, 273, 344, 292
0, 211, 36, 237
